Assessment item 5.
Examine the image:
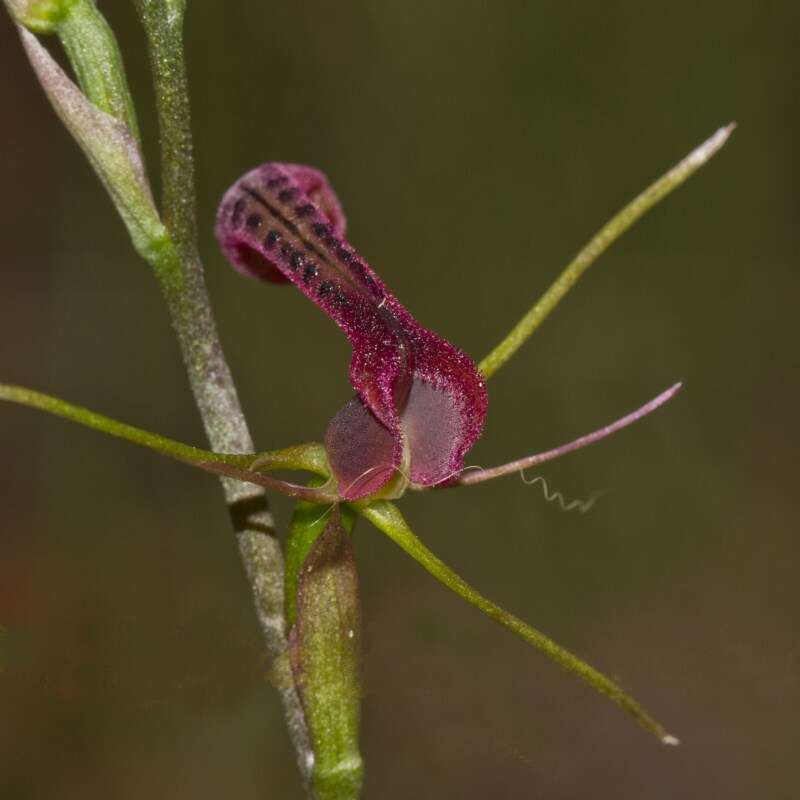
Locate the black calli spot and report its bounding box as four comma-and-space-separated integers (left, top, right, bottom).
232, 198, 245, 226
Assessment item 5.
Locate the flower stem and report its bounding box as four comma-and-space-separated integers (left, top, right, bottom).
8, 1, 315, 767
479, 124, 735, 379
360, 500, 679, 745
132, 0, 314, 782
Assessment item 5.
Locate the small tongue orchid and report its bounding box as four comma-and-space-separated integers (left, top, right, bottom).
0, 124, 734, 750
215, 162, 488, 501
3, 8, 737, 796
212, 161, 687, 508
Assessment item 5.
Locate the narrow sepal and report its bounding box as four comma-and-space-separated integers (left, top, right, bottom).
479, 124, 736, 378
0, 383, 333, 501
458, 383, 682, 487
360, 499, 678, 745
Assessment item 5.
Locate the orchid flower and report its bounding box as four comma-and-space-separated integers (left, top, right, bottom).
0, 122, 735, 746
3, 6, 736, 795
216, 162, 489, 501
213, 160, 687, 507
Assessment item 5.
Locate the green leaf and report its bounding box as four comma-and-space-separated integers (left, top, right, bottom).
289, 504, 363, 799
360, 499, 679, 745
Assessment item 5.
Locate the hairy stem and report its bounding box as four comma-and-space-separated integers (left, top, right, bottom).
132, 0, 313, 782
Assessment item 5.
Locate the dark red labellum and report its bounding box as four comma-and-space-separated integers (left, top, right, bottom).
216, 163, 488, 499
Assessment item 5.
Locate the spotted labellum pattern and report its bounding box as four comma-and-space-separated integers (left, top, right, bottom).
216, 163, 489, 501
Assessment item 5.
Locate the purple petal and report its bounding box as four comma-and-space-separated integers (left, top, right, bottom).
216, 162, 410, 430
216, 163, 488, 499
324, 396, 399, 499
216, 163, 346, 285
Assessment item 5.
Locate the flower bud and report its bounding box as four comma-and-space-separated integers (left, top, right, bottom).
3, 0, 76, 33
6, 0, 140, 143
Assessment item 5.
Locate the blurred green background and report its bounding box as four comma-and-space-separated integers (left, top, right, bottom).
1, 1, 797, 798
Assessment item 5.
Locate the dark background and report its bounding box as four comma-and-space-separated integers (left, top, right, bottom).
1, 2, 797, 798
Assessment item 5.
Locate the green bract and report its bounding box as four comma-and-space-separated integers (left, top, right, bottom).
18, 27, 167, 263
287, 499, 363, 798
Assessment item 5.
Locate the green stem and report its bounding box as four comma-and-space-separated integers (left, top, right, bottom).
360, 500, 679, 745
479, 124, 735, 379
130, 1, 258, 474
132, 0, 314, 782
133, 0, 196, 265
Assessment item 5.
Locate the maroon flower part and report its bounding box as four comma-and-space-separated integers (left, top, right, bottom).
216, 163, 488, 500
